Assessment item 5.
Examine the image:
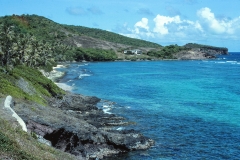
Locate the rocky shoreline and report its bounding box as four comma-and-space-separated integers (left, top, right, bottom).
10, 92, 154, 159
4, 66, 154, 159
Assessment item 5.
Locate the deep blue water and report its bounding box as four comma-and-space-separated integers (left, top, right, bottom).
58, 53, 240, 159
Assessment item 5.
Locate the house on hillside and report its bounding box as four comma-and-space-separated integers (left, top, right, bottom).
132, 49, 142, 54
123, 49, 142, 55
123, 50, 133, 54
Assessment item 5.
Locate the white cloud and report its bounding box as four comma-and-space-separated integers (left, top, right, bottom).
118, 7, 240, 50
194, 21, 204, 32
197, 7, 225, 33
153, 15, 181, 35
134, 18, 149, 33
132, 18, 154, 38
121, 14, 204, 41
197, 7, 240, 34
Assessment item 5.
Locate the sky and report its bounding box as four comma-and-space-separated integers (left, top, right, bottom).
1, 0, 240, 51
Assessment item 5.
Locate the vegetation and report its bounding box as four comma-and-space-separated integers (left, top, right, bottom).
0, 14, 122, 65
66, 25, 161, 48
0, 14, 164, 63
146, 44, 186, 59
0, 116, 75, 160
0, 65, 64, 104
74, 48, 117, 61
184, 43, 228, 51
0, 16, 64, 70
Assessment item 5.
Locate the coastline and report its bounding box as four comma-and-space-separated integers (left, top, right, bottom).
46, 64, 74, 91
40, 63, 155, 159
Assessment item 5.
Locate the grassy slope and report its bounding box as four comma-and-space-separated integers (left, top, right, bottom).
0, 66, 64, 105
0, 66, 73, 159
0, 115, 75, 160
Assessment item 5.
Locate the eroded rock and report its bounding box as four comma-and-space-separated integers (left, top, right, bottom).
11, 92, 154, 159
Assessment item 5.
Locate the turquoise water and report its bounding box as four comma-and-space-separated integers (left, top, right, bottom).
59, 53, 240, 159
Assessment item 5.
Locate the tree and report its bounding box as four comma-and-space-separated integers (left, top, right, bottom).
0, 21, 16, 67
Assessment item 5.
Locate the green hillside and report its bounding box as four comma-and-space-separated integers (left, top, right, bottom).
0, 14, 161, 48
0, 14, 164, 62
0, 14, 229, 66
66, 25, 161, 48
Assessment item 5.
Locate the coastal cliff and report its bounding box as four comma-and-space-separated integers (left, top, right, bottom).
173, 43, 228, 60
0, 66, 154, 160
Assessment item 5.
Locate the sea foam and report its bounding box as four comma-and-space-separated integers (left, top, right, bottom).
79, 73, 91, 79
55, 83, 73, 91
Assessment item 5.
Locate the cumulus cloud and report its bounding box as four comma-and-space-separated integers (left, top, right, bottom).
197, 7, 240, 34
134, 18, 154, 38
153, 15, 181, 35
135, 18, 149, 31
119, 14, 205, 41
197, 7, 225, 33
118, 7, 240, 49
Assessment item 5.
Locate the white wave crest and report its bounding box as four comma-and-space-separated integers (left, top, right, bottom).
226, 61, 237, 63
79, 73, 91, 79
116, 127, 124, 130
52, 64, 66, 69
215, 61, 226, 64
103, 104, 112, 114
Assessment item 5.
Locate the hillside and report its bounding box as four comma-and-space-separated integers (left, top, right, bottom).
173, 43, 228, 60
0, 14, 161, 49
0, 14, 228, 62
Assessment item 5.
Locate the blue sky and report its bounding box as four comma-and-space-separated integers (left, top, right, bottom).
1, 0, 240, 51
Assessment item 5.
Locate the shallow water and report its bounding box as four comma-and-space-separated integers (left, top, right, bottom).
58, 53, 240, 159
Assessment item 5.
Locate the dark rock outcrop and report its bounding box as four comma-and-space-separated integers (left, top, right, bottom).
12, 92, 154, 159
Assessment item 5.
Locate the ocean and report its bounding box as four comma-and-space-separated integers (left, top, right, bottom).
57, 52, 240, 159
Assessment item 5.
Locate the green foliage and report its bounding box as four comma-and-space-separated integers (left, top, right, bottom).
0, 15, 71, 69
0, 65, 65, 104
0, 14, 163, 63
30, 132, 38, 139
12, 66, 65, 97
0, 131, 37, 160
184, 43, 228, 53
74, 48, 117, 61
0, 117, 75, 160
147, 44, 185, 59
67, 25, 161, 48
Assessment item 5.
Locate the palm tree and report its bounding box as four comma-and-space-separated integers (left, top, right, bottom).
14, 33, 32, 65
0, 21, 16, 67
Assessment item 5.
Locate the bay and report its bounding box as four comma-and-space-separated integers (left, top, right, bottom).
58, 52, 240, 159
